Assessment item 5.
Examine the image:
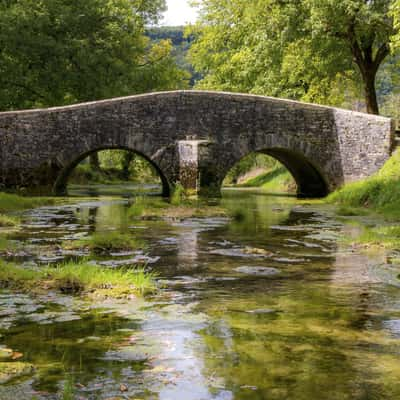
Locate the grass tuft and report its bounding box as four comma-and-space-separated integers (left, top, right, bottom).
43, 261, 157, 295
67, 232, 146, 254
0, 260, 157, 296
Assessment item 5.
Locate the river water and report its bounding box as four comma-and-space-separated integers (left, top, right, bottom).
1, 186, 400, 399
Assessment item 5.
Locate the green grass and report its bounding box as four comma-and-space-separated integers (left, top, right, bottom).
67, 232, 146, 254
328, 149, 400, 219
0, 235, 16, 252
0, 192, 56, 213
347, 225, 400, 249
43, 261, 157, 295
170, 183, 186, 205
236, 166, 295, 193
0, 261, 39, 289
335, 206, 369, 217
0, 260, 157, 295
0, 214, 20, 227
127, 196, 226, 219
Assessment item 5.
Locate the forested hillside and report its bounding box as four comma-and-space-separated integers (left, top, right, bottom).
147, 26, 202, 87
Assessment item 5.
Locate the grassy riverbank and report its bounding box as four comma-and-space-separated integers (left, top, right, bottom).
329, 149, 400, 249
0, 192, 56, 213
235, 165, 295, 193
0, 192, 57, 227
328, 149, 400, 219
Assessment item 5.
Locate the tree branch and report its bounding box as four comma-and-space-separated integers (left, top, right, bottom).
372, 42, 390, 73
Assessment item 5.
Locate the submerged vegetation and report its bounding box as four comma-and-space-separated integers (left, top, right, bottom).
0, 260, 157, 297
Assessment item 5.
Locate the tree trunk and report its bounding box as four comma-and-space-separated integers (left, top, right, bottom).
121, 151, 135, 181
89, 153, 101, 171
363, 70, 379, 115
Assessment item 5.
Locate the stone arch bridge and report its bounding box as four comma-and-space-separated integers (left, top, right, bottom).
0, 91, 394, 197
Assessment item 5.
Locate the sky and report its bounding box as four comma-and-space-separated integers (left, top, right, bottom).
161, 0, 199, 26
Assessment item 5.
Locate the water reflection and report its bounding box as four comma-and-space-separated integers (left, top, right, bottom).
1, 188, 400, 399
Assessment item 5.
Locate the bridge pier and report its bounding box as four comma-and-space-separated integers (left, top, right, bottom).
176, 139, 221, 197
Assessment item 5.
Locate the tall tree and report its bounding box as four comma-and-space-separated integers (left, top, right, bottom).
0, 0, 187, 111
189, 0, 398, 114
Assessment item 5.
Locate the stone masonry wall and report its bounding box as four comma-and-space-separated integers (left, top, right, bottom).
0, 90, 394, 197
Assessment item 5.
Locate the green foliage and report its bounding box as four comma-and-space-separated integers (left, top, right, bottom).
391, 0, 400, 48
147, 26, 201, 86
328, 149, 400, 219
0, 0, 186, 111
189, 0, 399, 113
0, 192, 55, 212
70, 150, 161, 185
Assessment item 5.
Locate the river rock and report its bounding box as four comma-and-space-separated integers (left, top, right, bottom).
235, 266, 280, 276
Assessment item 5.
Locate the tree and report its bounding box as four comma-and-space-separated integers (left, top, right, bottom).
189, 0, 398, 114
0, 0, 188, 111
391, 0, 400, 47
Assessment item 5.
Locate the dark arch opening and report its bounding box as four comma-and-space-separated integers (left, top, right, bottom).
223, 148, 328, 198
53, 147, 171, 197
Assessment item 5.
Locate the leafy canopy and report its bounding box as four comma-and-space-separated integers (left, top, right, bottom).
0, 0, 188, 110
189, 0, 398, 113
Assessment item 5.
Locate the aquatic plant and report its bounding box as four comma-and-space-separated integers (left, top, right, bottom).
43, 262, 157, 295
0, 260, 157, 296
68, 231, 146, 254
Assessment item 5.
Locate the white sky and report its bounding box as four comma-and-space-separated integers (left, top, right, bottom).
161, 0, 199, 26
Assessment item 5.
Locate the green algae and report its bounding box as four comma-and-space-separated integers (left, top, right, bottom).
0, 362, 34, 384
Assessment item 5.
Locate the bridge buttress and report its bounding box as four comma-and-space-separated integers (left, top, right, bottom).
176, 139, 221, 197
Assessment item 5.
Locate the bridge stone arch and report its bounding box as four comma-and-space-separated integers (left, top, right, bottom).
0, 90, 394, 197
220, 147, 329, 197
53, 147, 172, 196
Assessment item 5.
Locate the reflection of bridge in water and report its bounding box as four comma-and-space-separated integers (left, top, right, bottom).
0, 91, 394, 197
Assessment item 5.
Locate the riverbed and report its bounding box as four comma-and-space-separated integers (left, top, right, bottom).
0, 186, 400, 399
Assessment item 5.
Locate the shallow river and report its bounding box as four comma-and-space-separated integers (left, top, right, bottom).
1, 186, 400, 399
